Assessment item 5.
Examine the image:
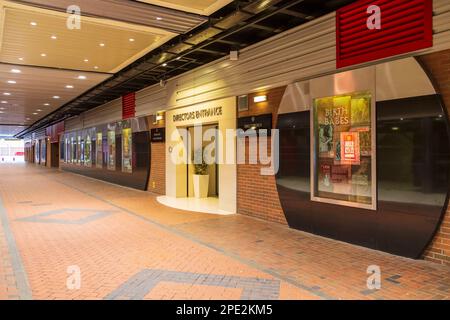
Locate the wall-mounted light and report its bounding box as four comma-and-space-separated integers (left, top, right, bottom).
253, 95, 267, 103
153, 112, 164, 124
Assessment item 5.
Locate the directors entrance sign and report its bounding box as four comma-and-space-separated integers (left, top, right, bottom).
336, 0, 433, 68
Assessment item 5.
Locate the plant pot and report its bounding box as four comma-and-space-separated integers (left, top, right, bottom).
193, 174, 209, 198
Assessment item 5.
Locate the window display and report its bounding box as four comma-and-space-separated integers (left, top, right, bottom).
96, 132, 103, 168
71, 137, 76, 163
77, 136, 81, 165
107, 129, 116, 170
85, 135, 91, 167
312, 91, 375, 209
122, 127, 132, 173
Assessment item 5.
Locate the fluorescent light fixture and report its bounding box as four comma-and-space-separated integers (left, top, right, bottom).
99, 43, 105, 47
18, 57, 24, 61
1, 101, 7, 104
65, 85, 74, 89
41, 53, 47, 57
36, 109, 42, 112
253, 95, 267, 103
44, 103, 50, 106
156, 17, 163, 20
77, 75, 87, 80
51, 35, 57, 40
11, 69, 21, 73
7, 80, 16, 84
162, 63, 167, 67
129, 38, 135, 42
3, 93, 11, 96
84, 59, 89, 62
32, 112, 38, 115
53, 95, 60, 99
30, 21, 37, 26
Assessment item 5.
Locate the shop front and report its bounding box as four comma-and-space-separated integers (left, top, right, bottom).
275, 57, 450, 258
60, 117, 151, 190
159, 97, 237, 215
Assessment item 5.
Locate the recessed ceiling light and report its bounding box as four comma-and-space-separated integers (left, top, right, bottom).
51, 35, 57, 40
3, 93, 11, 96
93, 66, 99, 70
84, 59, 89, 62
41, 53, 47, 57
162, 63, 167, 67
176, 57, 181, 60
32, 112, 38, 115
7, 80, 16, 84
0, 107, 5, 110
65, 85, 74, 89
53, 96, 60, 99
77, 75, 87, 80
26, 118, 31, 120
99, 43, 105, 47
18, 57, 24, 61
1, 101, 7, 104
156, 17, 163, 21
129, 38, 135, 42
30, 22, 37, 26
11, 69, 21, 73
44, 103, 50, 106
0, 111, 4, 114
36, 109, 42, 112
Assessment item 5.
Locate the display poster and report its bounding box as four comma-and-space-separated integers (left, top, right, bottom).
77, 136, 81, 165
313, 92, 373, 207
96, 132, 103, 168
122, 128, 132, 173
107, 130, 116, 171
85, 136, 92, 167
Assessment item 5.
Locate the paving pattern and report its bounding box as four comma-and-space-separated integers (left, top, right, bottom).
0, 164, 449, 300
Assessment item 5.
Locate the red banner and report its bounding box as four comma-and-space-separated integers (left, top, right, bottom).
336, 0, 433, 68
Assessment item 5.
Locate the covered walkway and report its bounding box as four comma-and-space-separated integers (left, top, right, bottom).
0, 164, 449, 300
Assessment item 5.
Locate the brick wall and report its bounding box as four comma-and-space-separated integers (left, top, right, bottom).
418, 49, 450, 267
237, 86, 287, 224
148, 142, 166, 195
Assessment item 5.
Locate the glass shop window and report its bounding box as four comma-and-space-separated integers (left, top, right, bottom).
96, 132, 103, 169
85, 135, 92, 167
122, 127, 132, 173
312, 91, 375, 209
107, 129, 116, 171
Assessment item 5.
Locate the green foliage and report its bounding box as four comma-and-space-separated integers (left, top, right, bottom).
193, 148, 208, 175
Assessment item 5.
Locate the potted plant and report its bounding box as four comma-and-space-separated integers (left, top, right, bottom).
192, 148, 209, 198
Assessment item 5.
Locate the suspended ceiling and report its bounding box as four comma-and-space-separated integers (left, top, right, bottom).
0, 0, 212, 132
137, 0, 234, 15
16, 0, 357, 138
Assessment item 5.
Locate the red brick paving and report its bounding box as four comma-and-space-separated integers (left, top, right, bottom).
0, 164, 449, 300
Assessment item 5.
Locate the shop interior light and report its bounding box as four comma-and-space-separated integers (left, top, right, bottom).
253, 95, 267, 103
156, 114, 163, 121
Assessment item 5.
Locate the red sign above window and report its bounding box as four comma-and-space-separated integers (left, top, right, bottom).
336, 0, 433, 68
122, 92, 136, 120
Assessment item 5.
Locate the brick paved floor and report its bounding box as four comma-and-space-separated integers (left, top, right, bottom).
0, 164, 449, 300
